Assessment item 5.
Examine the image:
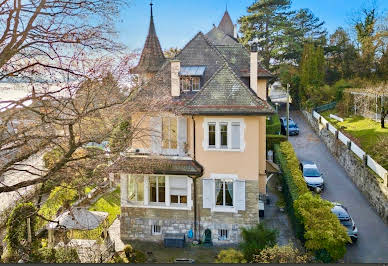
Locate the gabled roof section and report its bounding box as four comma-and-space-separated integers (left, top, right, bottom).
176, 32, 226, 84
218, 11, 234, 37
183, 63, 275, 115
205, 27, 239, 46
131, 3, 165, 74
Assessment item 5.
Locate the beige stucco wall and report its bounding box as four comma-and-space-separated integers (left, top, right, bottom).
130, 113, 267, 194
188, 115, 267, 194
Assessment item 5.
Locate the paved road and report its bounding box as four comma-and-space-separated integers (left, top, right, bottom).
286, 110, 388, 263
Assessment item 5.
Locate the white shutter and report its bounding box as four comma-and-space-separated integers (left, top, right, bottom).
235, 180, 246, 211
170, 176, 187, 195
202, 178, 214, 209
150, 117, 162, 154
177, 117, 187, 155
231, 122, 240, 149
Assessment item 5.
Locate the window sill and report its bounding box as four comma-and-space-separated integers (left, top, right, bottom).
211, 206, 237, 213
205, 147, 243, 152
122, 201, 192, 211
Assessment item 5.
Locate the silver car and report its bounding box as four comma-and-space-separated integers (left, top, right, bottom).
299, 161, 324, 192
331, 203, 358, 242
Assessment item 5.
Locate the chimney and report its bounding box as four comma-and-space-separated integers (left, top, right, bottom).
171, 60, 180, 97
250, 44, 258, 96
234, 24, 238, 39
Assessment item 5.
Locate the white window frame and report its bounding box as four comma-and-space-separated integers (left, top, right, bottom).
210, 174, 238, 213
218, 229, 229, 240
180, 76, 201, 92
122, 174, 193, 211
151, 225, 161, 235
161, 117, 178, 155
202, 118, 245, 152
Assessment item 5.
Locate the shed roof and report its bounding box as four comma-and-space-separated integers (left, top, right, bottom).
48, 208, 108, 230
180, 66, 206, 76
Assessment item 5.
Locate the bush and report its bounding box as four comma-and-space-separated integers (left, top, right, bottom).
215, 249, 246, 263
253, 243, 312, 263
240, 224, 277, 262
123, 244, 146, 263
266, 114, 281, 135
5, 202, 39, 260
294, 193, 350, 262
54, 247, 80, 263
267, 134, 287, 150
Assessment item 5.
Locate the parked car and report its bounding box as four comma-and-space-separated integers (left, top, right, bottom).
331, 202, 358, 242
299, 161, 324, 192
280, 117, 299, 136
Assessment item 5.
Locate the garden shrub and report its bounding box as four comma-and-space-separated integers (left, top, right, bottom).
266, 113, 281, 135
266, 134, 287, 150
274, 143, 349, 262
215, 249, 246, 263
54, 247, 80, 263
240, 224, 277, 262
5, 202, 39, 260
123, 244, 146, 263
294, 193, 350, 262
253, 243, 312, 263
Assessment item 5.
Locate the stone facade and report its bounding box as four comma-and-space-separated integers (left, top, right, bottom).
302, 110, 388, 224
120, 179, 259, 244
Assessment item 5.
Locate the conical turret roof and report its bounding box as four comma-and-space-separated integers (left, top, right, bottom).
131, 3, 165, 74
218, 11, 234, 37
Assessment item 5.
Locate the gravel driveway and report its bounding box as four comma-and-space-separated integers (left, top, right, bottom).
286, 110, 388, 263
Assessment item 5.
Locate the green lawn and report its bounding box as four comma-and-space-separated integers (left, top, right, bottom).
322, 110, 388, 169
70, 187, 121, 239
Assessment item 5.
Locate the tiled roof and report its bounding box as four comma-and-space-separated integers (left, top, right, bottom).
107, 156, 203, 176
205, 27, 239, 46
182, 63, 275, 115
131, 6, 165, 74
218, 11, 234, 37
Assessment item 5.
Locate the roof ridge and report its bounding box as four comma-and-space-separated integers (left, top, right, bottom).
173, 31, 204, 59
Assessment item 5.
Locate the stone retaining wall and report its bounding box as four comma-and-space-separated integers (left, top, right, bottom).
302, 110, 388, 224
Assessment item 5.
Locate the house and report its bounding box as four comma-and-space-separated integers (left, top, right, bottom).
108, 3, 275, 244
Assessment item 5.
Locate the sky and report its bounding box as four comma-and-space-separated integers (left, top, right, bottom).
117, 0, 388, 51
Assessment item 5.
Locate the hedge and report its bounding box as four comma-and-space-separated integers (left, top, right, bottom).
274, 142, 350, 262
266, 134, 287, 150
266, 113, 281, 135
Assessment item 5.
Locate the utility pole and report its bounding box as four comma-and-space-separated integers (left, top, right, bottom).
286, 84, 290, 140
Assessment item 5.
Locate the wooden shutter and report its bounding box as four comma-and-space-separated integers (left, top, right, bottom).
177, 117, 187, 155
150, 117, 162, 154
231, 122, 240, 149
202, 178, 214, 209
235, 180, 246, 211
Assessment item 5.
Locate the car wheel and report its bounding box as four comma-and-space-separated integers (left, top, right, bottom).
351, 236, 358, 243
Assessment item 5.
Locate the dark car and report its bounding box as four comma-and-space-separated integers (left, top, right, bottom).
331, 203, 358, 242
299, 161, 324, 192
280, 117, 299, 136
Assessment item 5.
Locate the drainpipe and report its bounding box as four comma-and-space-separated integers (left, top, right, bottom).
191, 115, 199, 241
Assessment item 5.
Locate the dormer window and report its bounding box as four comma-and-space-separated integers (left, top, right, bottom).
180, 76, 200, 92
179, 66, 206, 93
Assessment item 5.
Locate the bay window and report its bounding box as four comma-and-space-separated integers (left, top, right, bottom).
126, 175, 191, 209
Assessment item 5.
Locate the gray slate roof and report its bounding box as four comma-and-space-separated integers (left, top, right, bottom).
131, 6, 165, 74
218, 11, 234, 37
205, 27, 239, 46
183, 63, 274, 115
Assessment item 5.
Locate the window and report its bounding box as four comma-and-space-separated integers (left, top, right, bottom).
205, 119, 244, 151
162, 117, 177, 149
220, 123, 228, 148
218, 229, 228, 240
128, 175, 144, 202
170, 176, 188, 205
208, 123, 216, 148
152, 225, 161, 235
215, 179, 233, 207
150, 176, 166, 203
180, 76, 200, 92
